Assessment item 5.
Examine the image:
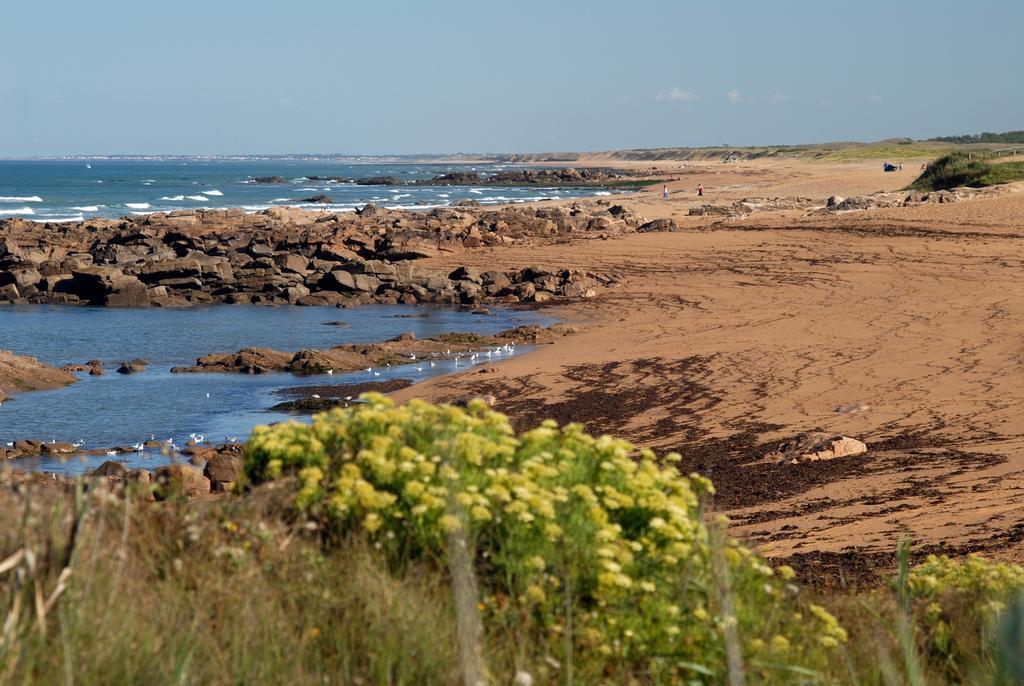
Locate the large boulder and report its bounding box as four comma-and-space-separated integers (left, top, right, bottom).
90, 460, 129, 479
62, 266, 149, 306
153, 464, 211, 499
204, 453, 244, 492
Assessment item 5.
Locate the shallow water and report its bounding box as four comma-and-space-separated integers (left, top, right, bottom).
0, 304, 550, 474
0, 159, 618, 222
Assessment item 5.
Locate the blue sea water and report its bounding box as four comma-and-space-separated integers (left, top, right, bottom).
0, 159, 618, 222
0, 304, 551, 475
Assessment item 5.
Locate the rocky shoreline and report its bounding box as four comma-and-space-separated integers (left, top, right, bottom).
169, 324, 576, 375
0, 202, 665, 308
250, 167, 647, 187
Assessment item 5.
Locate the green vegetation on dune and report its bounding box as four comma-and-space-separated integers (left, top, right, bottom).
928, 131, 1024, 145
505, 132, 1024, 165
909, 152, 1024, 191
2, 396, 1024, 684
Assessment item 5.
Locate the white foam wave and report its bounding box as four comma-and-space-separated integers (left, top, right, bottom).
202, 189, 223, 196
384, 203, 446, 211
161, 195, 185, 201
30, 215, 83, 223
71, 206, 101, 212
130, 211, 154, 216
124, 203, 150, 209
186, 195, 209, 202
0, 195, 43, 203
270, 197, 291, 202
295, 187, 316, 192
437, 194, 449, 198
593, 191, 612, 196
469, 189, 484, 194
0, 207, 35, 215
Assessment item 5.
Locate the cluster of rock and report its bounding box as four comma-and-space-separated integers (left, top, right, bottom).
0, 441, 245, 500
688, 197, 819, 218
411, 168, 642, 186
250, 168, 641, 187
763, 432, 868, 465
686, 184, 1022, 221
821, 183, 1019, 213
0, 203, 653, 307
170, 324, 577, 375
88, 445, 244, 498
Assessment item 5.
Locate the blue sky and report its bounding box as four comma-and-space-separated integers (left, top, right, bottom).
2, 0, 1021, 156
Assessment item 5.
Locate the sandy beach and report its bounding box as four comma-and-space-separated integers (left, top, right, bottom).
389, 157, 1024, 584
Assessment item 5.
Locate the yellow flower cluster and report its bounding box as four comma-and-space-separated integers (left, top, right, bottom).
908, 553, 1024, 659
244, 394, 845, 675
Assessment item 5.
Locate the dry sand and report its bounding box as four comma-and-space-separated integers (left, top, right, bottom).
393, 157, 1024, 586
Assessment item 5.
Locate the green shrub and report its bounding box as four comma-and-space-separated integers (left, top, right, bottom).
244, 394, 846, 682
907, 554, 1024, 676
910, 152, 1024, 191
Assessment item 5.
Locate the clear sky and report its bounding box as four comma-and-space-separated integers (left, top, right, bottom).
2, 0, 1021, 156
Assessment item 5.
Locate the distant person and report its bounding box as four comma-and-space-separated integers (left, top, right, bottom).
663, 184, 669, 200
697, 184, 704, 197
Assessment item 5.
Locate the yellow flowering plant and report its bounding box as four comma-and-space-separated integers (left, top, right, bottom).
244, 394, 844, 681
906, 554, 1024, 667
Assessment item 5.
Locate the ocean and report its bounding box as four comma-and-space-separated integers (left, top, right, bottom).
0, 158, 616, 222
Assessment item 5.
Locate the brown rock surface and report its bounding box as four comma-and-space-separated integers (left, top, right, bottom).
0, 350, 78, 401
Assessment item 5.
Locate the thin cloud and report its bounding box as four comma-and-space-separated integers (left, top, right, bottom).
726, 89, 743, 104
657, 87, 700, 102
768, 93, 791, 105
866, 93, 882, 104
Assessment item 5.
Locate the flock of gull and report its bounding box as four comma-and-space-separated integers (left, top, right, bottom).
365, 342, 516, 377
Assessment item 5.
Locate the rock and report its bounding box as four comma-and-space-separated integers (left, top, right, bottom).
41, 442, 76, 455
801, 436, 868, 461
354, 176, 397, 186
204, 453, 244, 492
153, 463, 211, 499
765, 432, 868, 463
251, 176, 288, 184
90, 460, 128, 479
299, 195, 333, 204
116, 361, 147, 374
64, 266, 150, 306
0, 351, 78, 399
13, 440, 44, 456
638, 218, 678, 233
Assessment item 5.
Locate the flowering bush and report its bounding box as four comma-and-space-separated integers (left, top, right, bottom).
245, 394, 844, 680
908, 554, 1024, 663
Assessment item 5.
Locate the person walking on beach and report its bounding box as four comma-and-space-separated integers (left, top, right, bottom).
697, 184, 704, 197
663, 184, 669, 200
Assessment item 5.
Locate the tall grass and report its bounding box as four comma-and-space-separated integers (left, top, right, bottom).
909, 152, 1024, 191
